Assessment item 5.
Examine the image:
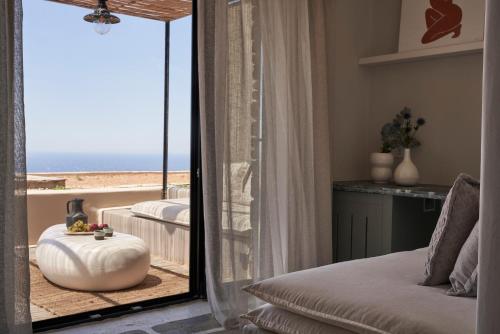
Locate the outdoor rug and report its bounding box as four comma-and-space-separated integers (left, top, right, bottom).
30, 261, 189, 320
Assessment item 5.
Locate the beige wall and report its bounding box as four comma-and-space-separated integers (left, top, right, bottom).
367, 55, 482, 185
327, 0, 372, 181
28, 186, 161, 245
327, 0, 483, 185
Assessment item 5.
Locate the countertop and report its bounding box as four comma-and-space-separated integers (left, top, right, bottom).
333, 181, 450, 200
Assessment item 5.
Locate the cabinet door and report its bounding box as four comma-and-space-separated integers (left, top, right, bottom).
333, 191, 392, 262
391, 197, 441, 252
334, 210, 353, 262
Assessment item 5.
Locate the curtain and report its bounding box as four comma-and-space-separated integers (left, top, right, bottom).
478, 0, 500, 332
0, 1, 32, 333
198, 0, 331, 328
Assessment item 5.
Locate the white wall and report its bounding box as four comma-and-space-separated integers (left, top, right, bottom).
327, 0, 482, 185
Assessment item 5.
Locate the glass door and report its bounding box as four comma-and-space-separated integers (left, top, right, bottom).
23, 1, 203, 331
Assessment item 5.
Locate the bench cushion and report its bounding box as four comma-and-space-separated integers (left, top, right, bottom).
243, 249, 476, 334
131, 198, 190, 226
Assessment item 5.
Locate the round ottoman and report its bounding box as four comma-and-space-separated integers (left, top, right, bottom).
36, 224, 150, 291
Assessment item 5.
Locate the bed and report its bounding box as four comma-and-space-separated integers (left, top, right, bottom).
99, 199, 191, 266
99, 163, 252, 269
242, 248, 476, 334
100, 198, 253, 276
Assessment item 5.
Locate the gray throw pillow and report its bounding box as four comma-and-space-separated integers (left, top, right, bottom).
423, 173, 479, 286
448, 222, 478, 297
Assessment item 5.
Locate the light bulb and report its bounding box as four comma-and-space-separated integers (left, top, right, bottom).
94, 21, 111, 35
84, 1, 120, 35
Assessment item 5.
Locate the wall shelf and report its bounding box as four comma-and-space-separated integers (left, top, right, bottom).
359, 41, 484, 66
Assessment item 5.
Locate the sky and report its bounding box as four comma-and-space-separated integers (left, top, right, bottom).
23, 0, 192, 155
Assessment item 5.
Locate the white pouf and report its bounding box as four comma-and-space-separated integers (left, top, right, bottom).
36, 224, 150, 291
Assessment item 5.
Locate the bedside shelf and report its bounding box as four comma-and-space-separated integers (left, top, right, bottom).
359, 41, 484, 66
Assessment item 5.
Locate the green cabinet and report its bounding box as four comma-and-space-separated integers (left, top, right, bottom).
332, 183, 446, 263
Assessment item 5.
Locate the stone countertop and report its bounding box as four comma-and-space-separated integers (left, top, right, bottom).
333, 181, 450, 200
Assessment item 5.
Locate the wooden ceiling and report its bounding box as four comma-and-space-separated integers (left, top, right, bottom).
48, 0, 192, 22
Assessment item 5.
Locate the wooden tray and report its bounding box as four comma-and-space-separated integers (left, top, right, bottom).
64, 231, 94, 235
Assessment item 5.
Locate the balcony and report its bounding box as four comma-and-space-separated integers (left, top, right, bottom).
28, 171, 191, 322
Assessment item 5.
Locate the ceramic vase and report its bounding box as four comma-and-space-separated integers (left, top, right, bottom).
394, 148, 419, 186
66, 198, 88, 228
370, 152, 394, 183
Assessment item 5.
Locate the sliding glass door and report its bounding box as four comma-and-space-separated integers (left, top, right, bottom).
23, 1, 204, 331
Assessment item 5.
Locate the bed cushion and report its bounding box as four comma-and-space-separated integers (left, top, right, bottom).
448, 221, 478, 297
131, 198, 251, 232
242, 304, 356, 334
423, 173, 479, 286
131, 198, 190, 226
243, 248, 476, 334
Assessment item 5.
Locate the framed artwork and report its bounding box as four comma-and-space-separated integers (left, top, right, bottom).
398, 0, 485, 52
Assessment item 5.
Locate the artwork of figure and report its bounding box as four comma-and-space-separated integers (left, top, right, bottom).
421, 0, 463, 44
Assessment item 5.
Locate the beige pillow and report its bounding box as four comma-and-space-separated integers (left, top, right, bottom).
423, 173, 479, 286
448, 222, 478, 297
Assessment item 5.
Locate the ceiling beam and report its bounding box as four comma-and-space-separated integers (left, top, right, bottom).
48, 0, 192, 22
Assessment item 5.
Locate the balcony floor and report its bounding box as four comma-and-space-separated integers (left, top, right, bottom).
30, 250, 189, 322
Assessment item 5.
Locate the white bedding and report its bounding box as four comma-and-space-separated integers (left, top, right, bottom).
243, 248, 476, 334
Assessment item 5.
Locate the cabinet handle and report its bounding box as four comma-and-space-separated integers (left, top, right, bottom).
423, 198, 436, 212
364, 217, 368, 258
350, 214, 353, 259
335, 214, 339, 262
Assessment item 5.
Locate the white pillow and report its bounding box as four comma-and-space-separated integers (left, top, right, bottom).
131, 198, 190, 226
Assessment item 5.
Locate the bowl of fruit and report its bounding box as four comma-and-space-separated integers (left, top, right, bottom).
65, 220, 93, 235
65, 221, 111, 236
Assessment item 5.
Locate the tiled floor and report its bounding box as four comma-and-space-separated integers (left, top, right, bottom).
44, 300, 224, 334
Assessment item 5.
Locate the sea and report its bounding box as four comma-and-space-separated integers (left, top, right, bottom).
27, 152, 190, 173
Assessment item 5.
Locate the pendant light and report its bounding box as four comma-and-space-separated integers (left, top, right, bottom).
83, 0, 120, 35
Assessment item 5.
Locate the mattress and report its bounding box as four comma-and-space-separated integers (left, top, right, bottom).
130, 198, 251, 233
242, 304, 356, 334
242, 324, 274, 334
243, 248, 476, 334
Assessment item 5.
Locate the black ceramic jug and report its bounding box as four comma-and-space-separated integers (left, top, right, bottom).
66, 198, 88, 228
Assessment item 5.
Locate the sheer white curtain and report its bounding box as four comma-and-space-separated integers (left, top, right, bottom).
198, 0, 331, 328
0, 1, 32, 333
478, 0, 500, 332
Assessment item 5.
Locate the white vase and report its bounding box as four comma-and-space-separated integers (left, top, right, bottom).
394, 148, 419, 186
370, 152, 394, 183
